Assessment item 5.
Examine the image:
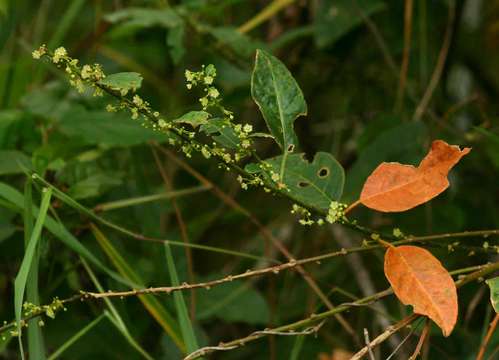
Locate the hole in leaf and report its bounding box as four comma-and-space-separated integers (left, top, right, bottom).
318, 167, 329, 178
300, 153, 311, 162
287, 144, 295, 153
298, 181, 310, 188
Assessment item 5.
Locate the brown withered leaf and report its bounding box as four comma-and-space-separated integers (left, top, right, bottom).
360, 140, 471, 212
384, 245, 458, 336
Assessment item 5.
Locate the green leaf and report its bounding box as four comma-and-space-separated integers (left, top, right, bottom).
174, 111, 210, 129
200, 118, 240, 149
486, 277, 499, 313
14, 188, 52, 360
343, 121, 427, 202
196, 281, 269, 325
314, 0, 386, 48
0, 150, 32, 175
249, 152, 345, 211
98, 72, 143, 94
251, 49, 307, 151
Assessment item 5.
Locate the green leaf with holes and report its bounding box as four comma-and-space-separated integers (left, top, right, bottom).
248, 152, 344, 211
200, 119, 240, 149
98, 72, 143, 94
486, 277, 499, 313
251, 49, 307, 151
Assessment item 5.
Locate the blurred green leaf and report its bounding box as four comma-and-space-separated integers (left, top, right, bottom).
167, 25, 186, 64
315, 0, 385, 48
208, 26, 264, 59
197, 281, 269, 325
68, 173, 123, 200
98, 72, 143, 93
0, 150, 32, 175
251, 49, 307, 151
105, 7, 182, 39
486, 277, 499, 313
105, 7, 182, 28
248, 152, 345, 211
57, 106, 166, 147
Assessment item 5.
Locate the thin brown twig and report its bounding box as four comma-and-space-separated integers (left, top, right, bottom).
181, 261, 499, 360
351, 314, 420, 360
363, 328, 375, 360
2, 229, 495, 334
476, 313, 499, 360
413, 0, 455, 121
395, 0, 414, 112
157, 145, 359, 341
408, 318, 431, 360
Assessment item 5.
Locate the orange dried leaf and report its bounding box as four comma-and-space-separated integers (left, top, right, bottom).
384, 245, 458, 336
360, 140, 471, 212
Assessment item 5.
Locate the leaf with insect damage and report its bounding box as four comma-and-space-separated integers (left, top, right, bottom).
384, 245, 458, 336
247, 152, 344, 211
360, 140, 471, 212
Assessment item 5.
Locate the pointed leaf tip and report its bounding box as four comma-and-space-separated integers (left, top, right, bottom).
384, 245, 458, 336
360, 140, 471, 212
251, 49, 307, 151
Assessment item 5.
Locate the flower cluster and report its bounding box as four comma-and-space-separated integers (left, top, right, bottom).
325, 201, 347, 224
185, 65, 221, 110
23, 297, 65, 320
290, 201, 348, 226
32, 46, 260, 171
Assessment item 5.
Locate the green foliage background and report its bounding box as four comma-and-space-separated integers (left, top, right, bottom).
1, 0, 499, 359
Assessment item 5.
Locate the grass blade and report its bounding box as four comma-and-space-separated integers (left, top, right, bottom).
0, 182, 133, 287
23, 180, 46, 359
31, 175, 271, 262
164, 243, 199, 354
46, 313, 106, 360
14, 187, 52, 360
96, 185, 210, 212
81, 259, 153, 360
90, 223, 185, 352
